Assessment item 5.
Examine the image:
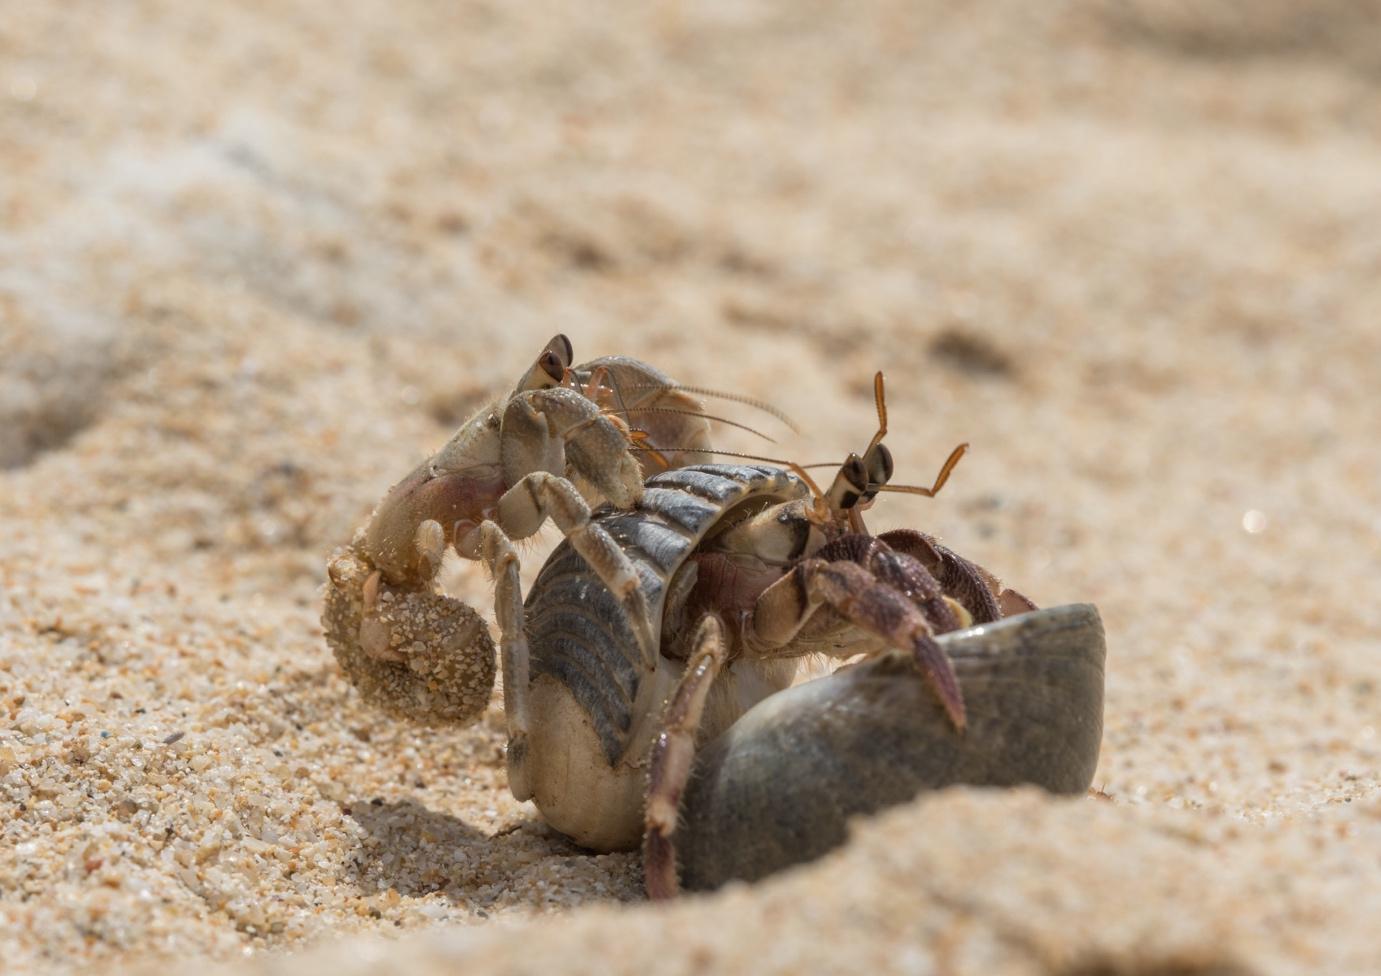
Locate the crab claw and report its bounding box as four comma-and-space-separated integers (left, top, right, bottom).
362, 459, 507, 588
324, 538, 496, 726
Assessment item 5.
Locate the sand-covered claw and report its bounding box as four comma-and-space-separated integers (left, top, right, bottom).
324, 537, 496, 726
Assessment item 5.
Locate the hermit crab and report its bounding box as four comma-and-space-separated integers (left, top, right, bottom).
512, 374, 1105, 896
323, 335, 755, 729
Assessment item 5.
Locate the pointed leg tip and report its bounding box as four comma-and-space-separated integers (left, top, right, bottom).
932, 677, 967, 732
947, 700, 968, 733
912, 637, 967, 735
643, 831, 679, 901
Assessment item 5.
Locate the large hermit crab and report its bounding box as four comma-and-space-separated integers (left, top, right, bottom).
510, 374, 1104, 897
323, 335, 733, 730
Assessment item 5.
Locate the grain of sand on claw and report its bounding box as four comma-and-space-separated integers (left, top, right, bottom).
323, 535, 496, 726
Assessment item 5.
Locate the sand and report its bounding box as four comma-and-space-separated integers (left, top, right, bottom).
2, 1, 1378, 973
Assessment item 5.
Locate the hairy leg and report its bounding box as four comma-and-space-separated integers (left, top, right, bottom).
749, 558, 966, 730
874, 528, 1008, 624
814, 534, 969, 633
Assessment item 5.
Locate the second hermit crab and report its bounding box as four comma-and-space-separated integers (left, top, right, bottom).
323, 335, 769, 729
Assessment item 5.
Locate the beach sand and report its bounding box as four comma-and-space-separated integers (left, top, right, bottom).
2, 1, 1378, 973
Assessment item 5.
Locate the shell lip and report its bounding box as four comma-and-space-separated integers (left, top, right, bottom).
937, 602, 1105, 659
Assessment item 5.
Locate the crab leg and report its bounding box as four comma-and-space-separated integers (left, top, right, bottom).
643, 614, 730, 900
749, 559, 967, 730
500, 387, 645, 511
876, 529, 1034, 623
814, 534, 969, 634
465, 470, 656, 660
464, 521, 532, 780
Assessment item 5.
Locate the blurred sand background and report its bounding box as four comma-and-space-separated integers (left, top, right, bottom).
2, 1, 1379, 973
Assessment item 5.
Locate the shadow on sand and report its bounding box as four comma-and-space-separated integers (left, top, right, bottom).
344, 798, 640, 910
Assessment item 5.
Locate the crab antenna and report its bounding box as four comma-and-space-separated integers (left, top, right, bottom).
613, 383, 799, 434
863, 371, 889, 458
629, 445, 826, 498
626, 429, 672, 471
608, 406, 777, 443
788, 464, 828, 507
872, 443, 969, 499
585, 369, 774, 443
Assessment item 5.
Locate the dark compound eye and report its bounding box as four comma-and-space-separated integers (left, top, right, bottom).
538, 350, 565, 383
865, 444, 893, 493
552, 334, 574, 368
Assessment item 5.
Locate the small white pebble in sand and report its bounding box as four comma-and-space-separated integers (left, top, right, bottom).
1241, 509, 1268, 534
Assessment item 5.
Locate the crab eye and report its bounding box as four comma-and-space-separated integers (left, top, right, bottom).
486, 413, 500, 429
539, 334, 574, 383
864, 444, 893, 495
538, 350, 565, 384
551, 334, 574, 368
517, 335, 575, 391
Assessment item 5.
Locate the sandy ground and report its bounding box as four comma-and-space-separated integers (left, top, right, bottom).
2, 1, 1379, 973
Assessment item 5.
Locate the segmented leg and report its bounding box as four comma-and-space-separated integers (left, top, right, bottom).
466, 521, 531, 777
501, 387, 645, 510
875, 529, 1007, 624
814, 534, 968, 634
749, 559, 967, 730
644, 614, 729, 900
460, 470, 657, 662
